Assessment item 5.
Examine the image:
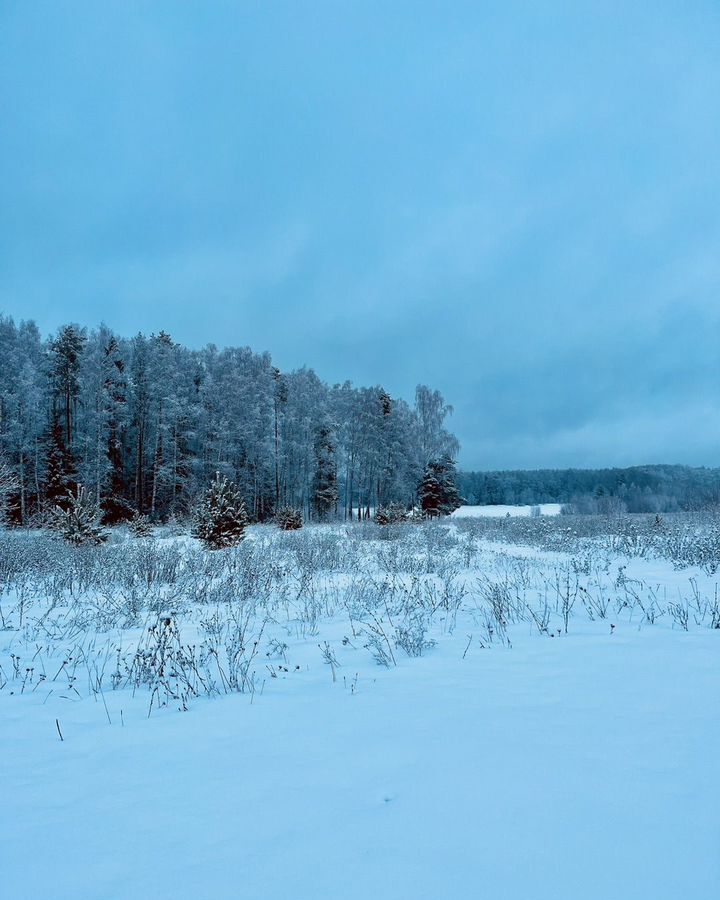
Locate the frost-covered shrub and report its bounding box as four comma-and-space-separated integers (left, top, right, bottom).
394, 611, 436, 657
127, 616, 209, 712
275, 506, 303, 531
123, 540, 185, 589
193, 473, 248, 549
363, 620, 396, 667
286, 529, 347, 573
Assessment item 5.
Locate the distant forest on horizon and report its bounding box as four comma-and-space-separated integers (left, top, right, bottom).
458, 464, 720, 513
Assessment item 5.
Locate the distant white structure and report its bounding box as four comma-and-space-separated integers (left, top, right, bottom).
450, 503, 563, 519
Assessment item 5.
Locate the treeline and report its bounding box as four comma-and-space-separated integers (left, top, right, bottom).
0, 315, 459, 525
458, 465, 720, 514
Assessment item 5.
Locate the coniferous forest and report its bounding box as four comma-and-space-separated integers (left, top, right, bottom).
0, 316, 461, 526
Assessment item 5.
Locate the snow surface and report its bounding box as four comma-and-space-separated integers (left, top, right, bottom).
452, 503, 563, 517
1, 529, 718, 900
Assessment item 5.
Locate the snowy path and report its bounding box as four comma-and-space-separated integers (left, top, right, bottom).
3, 622, 718, 899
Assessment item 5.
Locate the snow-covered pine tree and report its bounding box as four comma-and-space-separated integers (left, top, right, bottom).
312, 424, 339, 521
193, 472, 248, 549
418, 457, 463, 517
52, 485, 108, 545
435, 455, 463, 515
49, 324, 86, 451
418, 467, 443, 517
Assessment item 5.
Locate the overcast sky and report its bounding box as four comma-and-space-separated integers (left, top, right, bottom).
2, 1, 719, 470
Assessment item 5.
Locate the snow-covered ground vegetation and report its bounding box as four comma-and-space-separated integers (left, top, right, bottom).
2, 514, 718, 899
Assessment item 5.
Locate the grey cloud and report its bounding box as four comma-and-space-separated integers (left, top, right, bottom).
1, 1, 719, 469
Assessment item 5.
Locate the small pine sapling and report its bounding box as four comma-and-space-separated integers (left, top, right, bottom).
129, 511, 153, 538
193, 473, 249, 549
52, 486, 108, 545
275, 506, 303, 531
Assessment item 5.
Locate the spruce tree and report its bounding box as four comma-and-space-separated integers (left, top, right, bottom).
418, 457, 463, 517
419, 468, 443, 517
193, 473, 248, 549
435, 455, 463, 515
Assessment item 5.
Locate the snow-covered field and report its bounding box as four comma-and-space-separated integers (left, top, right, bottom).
452, 502, 563, 517
1, 518, 718, 899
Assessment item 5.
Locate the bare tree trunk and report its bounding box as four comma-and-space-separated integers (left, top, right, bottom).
18, 451, 26, 524
151, 403, 162, 516
274, 401, 280, 508
171, 422, 178, 515
65, 386, 72, 448
136, 425, 145, 512
34, 440, 41, 514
